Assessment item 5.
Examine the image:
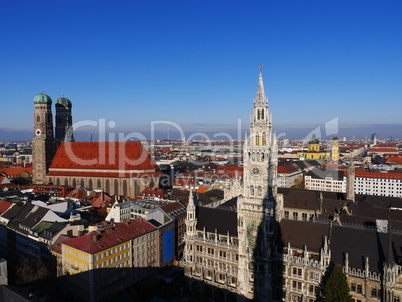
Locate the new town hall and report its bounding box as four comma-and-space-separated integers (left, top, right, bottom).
183, 68, 402, 302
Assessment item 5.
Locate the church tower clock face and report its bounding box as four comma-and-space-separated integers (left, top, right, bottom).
251, 167, 261, 176
36, 129, 41, 136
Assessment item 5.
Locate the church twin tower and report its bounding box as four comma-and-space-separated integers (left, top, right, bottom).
32, 93, 74, 184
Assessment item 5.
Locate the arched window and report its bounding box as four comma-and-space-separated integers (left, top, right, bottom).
72, 179, 76, 188
257, 110, 260, 120
80, 179, 84, 188
371, 287, 377, 298
64, 178, 68, 186
123, 180, 128, 197
105, 180, 110, 194
261, 109, 264, 120
252, 153, 255, 161
255, 135, 260, 146
261, 153, 265, 161
88, 179, 93, 189
256, 152, 260, 162
36, 115, 40, 123
135, 180, 140, 197
114, 179, 118, 195
394, 296, 400, 302
97, 179, 101, 189
248, 152, 251, 159
48, 178, 53, 185
56, 178, 60, 186
262, 132, 266, 145
258, 186, 262, 196
250, 185, 254, 196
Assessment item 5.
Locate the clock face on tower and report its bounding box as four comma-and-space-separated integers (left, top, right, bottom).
251, 167, 260, 176
35, 129, 41, 136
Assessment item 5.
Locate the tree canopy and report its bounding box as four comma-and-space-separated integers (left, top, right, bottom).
322, 264, 353, 302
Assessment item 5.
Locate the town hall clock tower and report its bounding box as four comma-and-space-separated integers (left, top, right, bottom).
237, 66, 280, 300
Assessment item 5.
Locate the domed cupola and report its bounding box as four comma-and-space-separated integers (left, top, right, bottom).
55, 96, 72, 108
34, 92, 52, 105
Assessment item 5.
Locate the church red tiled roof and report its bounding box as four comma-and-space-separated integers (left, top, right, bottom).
48, 142, 159, 177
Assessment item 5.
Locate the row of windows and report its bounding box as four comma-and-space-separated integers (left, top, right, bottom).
350, 282, 382, 298
94, 243, 130, 261
284, 211, 314, 221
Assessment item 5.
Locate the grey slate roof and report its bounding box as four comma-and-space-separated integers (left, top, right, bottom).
196, 206, 238, 236
278, 220, 329, 252
330, 224, 402, 273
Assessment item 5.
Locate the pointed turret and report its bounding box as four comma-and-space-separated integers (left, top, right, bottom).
187, 189, 195, 211
185, 189, 197, 238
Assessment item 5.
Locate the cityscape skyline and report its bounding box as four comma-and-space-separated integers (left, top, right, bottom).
1, 0, 401, 141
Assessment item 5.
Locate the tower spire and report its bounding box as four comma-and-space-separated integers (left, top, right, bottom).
188, 189, 195, 210
255, 64, 267, 105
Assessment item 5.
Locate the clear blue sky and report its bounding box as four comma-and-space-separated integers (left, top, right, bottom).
1, 0, 401, 140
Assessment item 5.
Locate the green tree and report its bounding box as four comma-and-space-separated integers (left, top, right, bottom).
11, 176, 31, 185
322, 264, 353, 302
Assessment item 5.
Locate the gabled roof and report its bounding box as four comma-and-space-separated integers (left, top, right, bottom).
50, 234, 71, 255
63, 218, 157, 254
0, 200, 13, 214
2, 203, 35, 222
160, 202, 186, 218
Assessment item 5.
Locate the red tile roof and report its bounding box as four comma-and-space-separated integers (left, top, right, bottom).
160, 202, 186, 215
0, 183, 18, 191
91, 192, 112, 208
217, 165, 243, 171
50, 234, 71, 255
63, 219, 157, 254
48, 142, 159, 177
66, 188, 88, 199
0, 167, 32, 176
0, 200, 13, 214
369, 148, 398, 153
138, 187, 167, 198
353, 168, 402, 180
278, 163, 300, 174
386, 156, 402, 164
